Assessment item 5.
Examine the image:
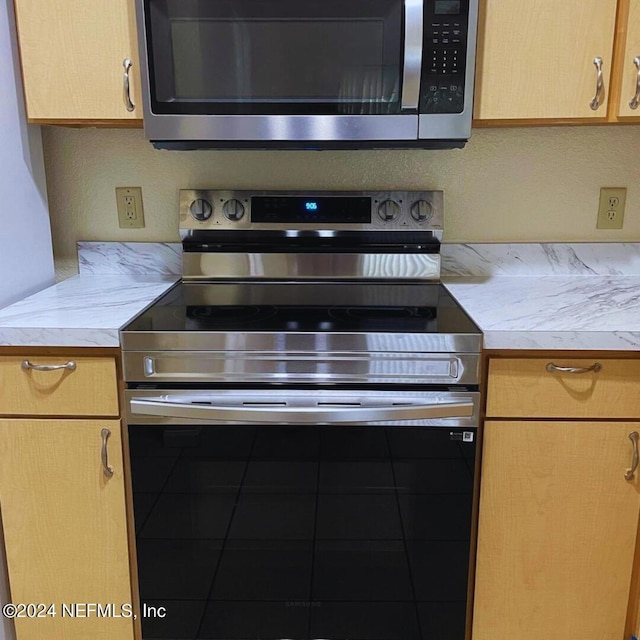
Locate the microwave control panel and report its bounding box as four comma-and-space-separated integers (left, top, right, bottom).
420, 0, 469, 114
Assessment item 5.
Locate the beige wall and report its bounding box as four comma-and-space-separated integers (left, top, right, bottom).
42, 124, 640, 270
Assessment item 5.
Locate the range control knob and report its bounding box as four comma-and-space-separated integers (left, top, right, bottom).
223, 199, 246, 221
189, 198, 213, 221
377, 199, 400, 221
411, 200, 434, 222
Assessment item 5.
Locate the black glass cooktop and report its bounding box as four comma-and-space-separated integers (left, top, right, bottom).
124, 282, 480, 336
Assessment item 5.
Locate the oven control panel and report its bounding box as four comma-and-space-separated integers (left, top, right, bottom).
179, 190, 444, 232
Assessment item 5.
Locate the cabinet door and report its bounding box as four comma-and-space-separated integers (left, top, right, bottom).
617, 0, 640, 117
473, 420, 640, 640
13, 0, 141, 121
0, 420, 134, 640
474, 0, 617, 120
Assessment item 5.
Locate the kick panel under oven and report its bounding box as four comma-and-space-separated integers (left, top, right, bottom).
121, 189, 482, 640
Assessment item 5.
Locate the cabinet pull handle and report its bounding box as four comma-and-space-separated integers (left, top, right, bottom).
22, 360, 76, 372
625, 432, 639, 481
123, 58, 135, 112
101, 428, 114, 479
629, 56, 640, 109
545, 362, 602, 374
589, 56, 605, 110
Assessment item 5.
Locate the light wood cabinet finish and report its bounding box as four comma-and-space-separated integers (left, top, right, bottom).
473, 420, 640, 640
13, 0, 141, 121
0, 419, 134, 640
618, 0, 640, 117
474, 0, 618, 120
486, 358, 640, 418
0, 356, 118, 416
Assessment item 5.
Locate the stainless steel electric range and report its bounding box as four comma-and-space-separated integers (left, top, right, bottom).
121, 190, 482, 640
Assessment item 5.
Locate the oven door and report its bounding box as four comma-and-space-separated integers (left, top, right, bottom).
135, 0, 424, 141
127, 388, 478, 640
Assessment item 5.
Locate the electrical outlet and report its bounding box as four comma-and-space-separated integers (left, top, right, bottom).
116, 187, 145, 229
597, 187, 626, 230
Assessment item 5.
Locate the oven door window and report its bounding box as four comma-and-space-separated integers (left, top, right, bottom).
144, 0, 404, 115
129, 424, 475, 640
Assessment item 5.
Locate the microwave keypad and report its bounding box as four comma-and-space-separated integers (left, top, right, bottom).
431, 22, 463, 45
420, 16, 467, 113
428, 48, 461, 75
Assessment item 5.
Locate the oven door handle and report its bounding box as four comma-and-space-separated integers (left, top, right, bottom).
129, 397, 474, 424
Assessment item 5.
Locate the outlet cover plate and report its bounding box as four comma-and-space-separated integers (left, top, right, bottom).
597, 187, 626, 230
116, 187, 145, 229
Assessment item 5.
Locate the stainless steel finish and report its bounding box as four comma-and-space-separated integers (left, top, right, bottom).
123, 351, 480, 385
144, 113, 419, 142
546, 362, 602, 374
135, 0, 477, 144
629, 56, 640, 110
179, 190, 444, 233
590, 57, 605, 111
131, 397, 473, 424
120, 329, 482, 356
418, 0, 478, 140
22, 360, 77, 372
401, 0, 424, 110
123, 58, 135, 112
190, 199, 213, 221
625, 431, 639, 481
126, 389, 480, 427
100, 428, 114, 478
183, 252, 441, 281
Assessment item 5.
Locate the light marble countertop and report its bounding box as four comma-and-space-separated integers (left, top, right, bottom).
5, 241, 640, 351
0, 275, 178, 347
444, 275, 640, 351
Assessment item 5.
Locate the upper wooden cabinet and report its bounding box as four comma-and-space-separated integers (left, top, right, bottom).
13, 0, 141, 122
616, 0, 640, 117
474, 0, 618, 121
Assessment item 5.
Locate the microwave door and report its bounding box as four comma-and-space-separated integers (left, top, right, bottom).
136, 0, 420, 142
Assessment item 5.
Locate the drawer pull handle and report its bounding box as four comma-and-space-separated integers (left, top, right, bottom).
589, 56, 605, 110
21, 360, 76, 372
630, 56, 640, 109
625, 432, 639, 481
545, 362, 602, 374
123, 58, 135, 112
101, 428, 114, 479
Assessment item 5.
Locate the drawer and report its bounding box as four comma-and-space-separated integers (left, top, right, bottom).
487, 358, 640, 419
0, 356, 118, 417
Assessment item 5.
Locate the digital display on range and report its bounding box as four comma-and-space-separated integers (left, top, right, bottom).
434, 0, 461, 14
251, 196, 371, 223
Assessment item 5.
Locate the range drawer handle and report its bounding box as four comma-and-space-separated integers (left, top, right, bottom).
629, 56, 640, 109
22, 360, 77, 372
589, 56, 605, 110
545, 362, 602, 374
101, 428, 114, 479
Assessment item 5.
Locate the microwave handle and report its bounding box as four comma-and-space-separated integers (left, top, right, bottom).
401, 0, 424, 110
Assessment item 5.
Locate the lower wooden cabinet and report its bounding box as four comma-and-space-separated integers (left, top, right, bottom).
473, 420, 640, 640
0, 420, 134, 640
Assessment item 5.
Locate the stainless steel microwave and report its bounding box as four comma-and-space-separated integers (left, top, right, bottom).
134, 0, 479, 149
